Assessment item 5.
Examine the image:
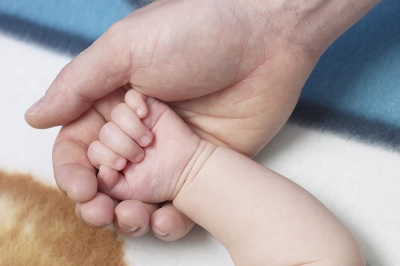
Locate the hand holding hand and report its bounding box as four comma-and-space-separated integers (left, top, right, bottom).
36, 0, 325, 240
88, 90, 201, 203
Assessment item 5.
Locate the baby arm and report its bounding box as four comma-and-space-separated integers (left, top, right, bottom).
175, 145, 365, 265
88, 90, 365, 266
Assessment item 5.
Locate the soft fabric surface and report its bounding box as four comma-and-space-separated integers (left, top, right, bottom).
0, 1, 399, 265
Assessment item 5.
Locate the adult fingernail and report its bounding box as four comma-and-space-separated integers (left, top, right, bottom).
118, 221, 139, 233
152, 227, 169, 237
25, 96, 44, 115
122, 226, 139, 233
81, 215, 107, 228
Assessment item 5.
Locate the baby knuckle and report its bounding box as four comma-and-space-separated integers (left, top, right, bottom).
111, 103, 128, 120
99, 122, 115, 140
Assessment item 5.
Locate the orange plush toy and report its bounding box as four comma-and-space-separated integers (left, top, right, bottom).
0, 170, 126, 266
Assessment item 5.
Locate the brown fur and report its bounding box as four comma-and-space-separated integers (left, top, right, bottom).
0, 170, 126, 266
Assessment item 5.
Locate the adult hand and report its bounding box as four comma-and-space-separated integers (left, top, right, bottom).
27, 0, 357, 240
25, 0, 322, 131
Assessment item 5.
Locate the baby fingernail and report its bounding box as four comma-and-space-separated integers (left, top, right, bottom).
134, 152, 144, 163
115, 158, 126, 169
152, 227, 169, 237
136, 108, 143, 117
140, 136, 151, 146
25, 96, 44, 115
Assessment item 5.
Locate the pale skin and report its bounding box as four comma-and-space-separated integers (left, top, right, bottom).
25, 0, 381, 240
87, 90, 365, 265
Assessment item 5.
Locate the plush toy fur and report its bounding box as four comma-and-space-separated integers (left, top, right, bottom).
0, 170, 126, 266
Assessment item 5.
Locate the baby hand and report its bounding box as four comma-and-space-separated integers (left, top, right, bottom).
87, 89, 201, 203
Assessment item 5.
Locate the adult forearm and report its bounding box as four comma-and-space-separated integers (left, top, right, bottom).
174, 142, 364, 265
238, 0, 381, 56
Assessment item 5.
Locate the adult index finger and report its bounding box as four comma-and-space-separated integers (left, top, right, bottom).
53, 107, 105, 202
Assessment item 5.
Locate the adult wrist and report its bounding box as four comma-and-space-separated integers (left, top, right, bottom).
235, 0, 381, 56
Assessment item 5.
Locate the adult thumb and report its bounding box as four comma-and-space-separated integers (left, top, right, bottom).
25, 23, 131, 129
